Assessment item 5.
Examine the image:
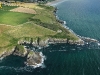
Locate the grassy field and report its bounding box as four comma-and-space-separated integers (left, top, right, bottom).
0, 5, 34, 25
30, 5, 79, 40
0, 10, 34, 25
0, 5, 17, 11
5, 22, 56, 39
0, 23, 56, 47
0, 4, 79, 51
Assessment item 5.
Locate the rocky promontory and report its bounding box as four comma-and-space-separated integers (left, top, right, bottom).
0, 44, 44, 68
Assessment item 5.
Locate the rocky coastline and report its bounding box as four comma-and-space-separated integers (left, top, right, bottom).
0, 43, 45, 68
0, 20, 99, 69
47, 6, 100, 46
0, 1, 100, 69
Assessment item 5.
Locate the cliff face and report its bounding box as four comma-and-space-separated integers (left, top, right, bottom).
13, 45, 28, 57
0, 44, 43, 67
0, 48, 15, 59
13, 45, 43, 66
0, 3, 84, 68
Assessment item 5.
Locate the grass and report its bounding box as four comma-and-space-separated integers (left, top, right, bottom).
0, 22, 56, 47
0, 10, 34, 25
0, 5, 17, 11
16, 44, 25, 54
0, 4, 79, 50
0, 34, 11, 47
30, 5, 79, 40
5, 22, 56, 38
28, 50, 35, 56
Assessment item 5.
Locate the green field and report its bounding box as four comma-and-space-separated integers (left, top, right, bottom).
0, 4, 79, 50
30, 5, 79, 40
0, 10, 34, 25
0, 5, 17, 11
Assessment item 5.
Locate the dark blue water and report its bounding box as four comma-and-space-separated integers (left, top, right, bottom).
1, 0, 100, 75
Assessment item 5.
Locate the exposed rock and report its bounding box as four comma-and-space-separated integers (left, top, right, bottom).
0, 43, 43, 67
81, 37, 99, 43
18, 37, 85, 47
25, 51, 42, 66
57, 30, 62, 33
48, 38, 67, 44
0, 48, 15, 59
12, 44, 43, 67
13, 45, 28, 57
68, 39, 84, 45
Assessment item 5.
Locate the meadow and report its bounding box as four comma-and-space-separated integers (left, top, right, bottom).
0, 4, 78, 53
0, 10, 34, 25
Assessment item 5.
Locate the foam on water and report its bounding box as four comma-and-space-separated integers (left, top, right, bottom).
25, 52, 46, 69
55, 13, 100, 48
0, 66, 34, 72
1, 0, 100, 75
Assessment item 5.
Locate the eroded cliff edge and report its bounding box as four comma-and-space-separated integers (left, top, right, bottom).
0, 3, 83, 67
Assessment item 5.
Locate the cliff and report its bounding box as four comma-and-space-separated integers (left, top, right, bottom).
0, 44, 43, 67
0, 3, 82, 68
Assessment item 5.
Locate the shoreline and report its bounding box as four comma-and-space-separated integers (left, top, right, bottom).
0, 1, 100, 69
46, 1, 100, 46
47, 1, 85, 45
25, 52, 46, 68
53, 7, 100, 46
46, 0, 68, 6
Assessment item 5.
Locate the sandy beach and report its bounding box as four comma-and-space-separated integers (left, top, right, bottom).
46, 0, 68, 6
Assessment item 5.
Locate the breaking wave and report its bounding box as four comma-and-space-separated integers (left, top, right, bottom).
0, 66, 35, 72
0, 52, 46, 72
55, 12, 100, 49
26, 52, 46, 69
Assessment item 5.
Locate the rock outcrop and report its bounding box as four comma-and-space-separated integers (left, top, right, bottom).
25, 51, 42, 66
0, 44, 43, 67
0, 48, 15, 59
13, 45, 28, 57
13, 44, 43, 67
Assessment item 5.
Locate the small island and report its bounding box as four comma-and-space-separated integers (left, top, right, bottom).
0, 0, 82, 68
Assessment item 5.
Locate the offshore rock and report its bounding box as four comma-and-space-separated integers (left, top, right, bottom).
0, 44, 43, 68
25, 51, 42, 67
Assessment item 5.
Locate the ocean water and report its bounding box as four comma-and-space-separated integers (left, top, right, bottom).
56, 0, 100, 40
1, 0, 100, 75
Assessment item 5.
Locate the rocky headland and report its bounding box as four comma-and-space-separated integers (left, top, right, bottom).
0, 43, 45, 68
0, 1, 99, 68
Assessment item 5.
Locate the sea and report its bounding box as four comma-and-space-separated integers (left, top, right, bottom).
1, 0, 100, 75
